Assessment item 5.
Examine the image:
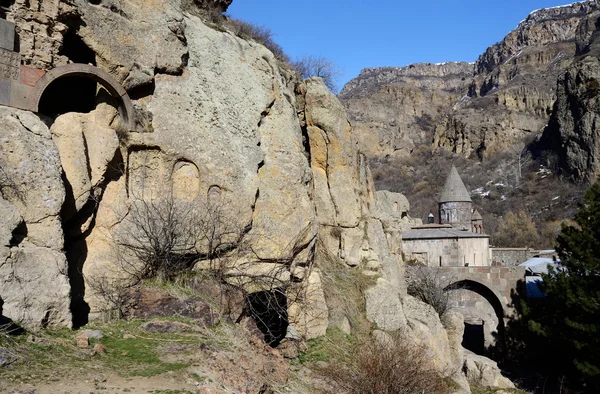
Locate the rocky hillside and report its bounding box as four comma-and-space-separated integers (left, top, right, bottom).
341, 1, 600, 243
534, 2, 600, 182
0, 0, 516, 392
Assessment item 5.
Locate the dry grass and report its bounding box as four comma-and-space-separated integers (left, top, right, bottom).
319, 332, 450, 394
316, 237, 376, 334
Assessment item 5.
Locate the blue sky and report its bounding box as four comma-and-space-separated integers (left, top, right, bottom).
228, 0, 580, 88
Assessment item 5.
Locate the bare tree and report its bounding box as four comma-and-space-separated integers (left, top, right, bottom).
292, 55, 342, 92
511, 142, 532, 187
406, 267, 459, 317
116, 196, 202, 282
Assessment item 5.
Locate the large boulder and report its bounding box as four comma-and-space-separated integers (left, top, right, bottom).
0, 108, 71, 328
403, 295, 455, 374
365, 278, 407, 331
464, 350, 515, 390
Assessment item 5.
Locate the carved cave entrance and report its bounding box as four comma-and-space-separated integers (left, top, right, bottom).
446, 280, 506, 360
38, 76, 99, 118
246, 289, 288, 347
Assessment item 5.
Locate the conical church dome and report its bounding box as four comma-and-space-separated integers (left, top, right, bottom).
439, 165, 472, 203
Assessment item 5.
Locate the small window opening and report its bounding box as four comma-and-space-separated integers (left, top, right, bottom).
59, 27, 96, 66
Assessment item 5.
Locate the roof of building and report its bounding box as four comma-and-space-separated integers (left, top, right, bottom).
519, 257, 561, 275
402, 227, 489, 240
411, 224, 452, 230
439, 165, 472, 203
472, 209, 483, 220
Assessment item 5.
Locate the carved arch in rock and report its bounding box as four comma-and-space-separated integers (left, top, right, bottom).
445, 279, 507, 357
28, 64, 134, 130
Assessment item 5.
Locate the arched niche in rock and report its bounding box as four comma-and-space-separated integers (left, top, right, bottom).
28, 64, 134, 130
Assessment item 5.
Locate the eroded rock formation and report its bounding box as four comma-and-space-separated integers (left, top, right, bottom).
0, 0, 514, 390
0, 107, 71, 328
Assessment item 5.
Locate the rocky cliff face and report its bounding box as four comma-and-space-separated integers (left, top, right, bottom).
340, 1, 600, 161
0, 0, 515, 390
339, 62, 473, 157
0, 0, 401, 336
535, 3, 600, 182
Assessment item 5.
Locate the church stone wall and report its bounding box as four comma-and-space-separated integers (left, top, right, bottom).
491, 248, 537, 266
404, 236, 489, 267
404, 238, 458, 267
457, 237, 490, 267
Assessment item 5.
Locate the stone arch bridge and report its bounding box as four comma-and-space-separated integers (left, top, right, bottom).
438, 266, 526, 320
408, 265, 526, 357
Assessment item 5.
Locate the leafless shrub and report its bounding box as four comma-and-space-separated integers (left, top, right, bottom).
116, 196, 202, 282
85, 274, 136, 321
321, 332, 450, 394
180, 0, 227, 23
406, 267, 458, 317
292, 55, 342, 92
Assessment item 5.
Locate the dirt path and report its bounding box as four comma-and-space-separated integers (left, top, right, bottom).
2, 371, 203, 394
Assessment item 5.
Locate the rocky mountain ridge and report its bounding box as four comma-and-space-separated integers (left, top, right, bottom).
341, 0, 600, 164
338, 0, 600, 239
339, 62, 473, 157
535, 3, 600, 182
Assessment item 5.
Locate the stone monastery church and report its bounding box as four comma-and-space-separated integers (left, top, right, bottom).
402, 166, 490, 267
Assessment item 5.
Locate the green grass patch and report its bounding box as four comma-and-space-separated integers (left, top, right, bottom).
297, 327, 354, 365
0, 319, 212, 381
99, 334, 188, 377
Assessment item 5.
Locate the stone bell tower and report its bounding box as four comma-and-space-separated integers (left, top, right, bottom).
439, 165, 473, 230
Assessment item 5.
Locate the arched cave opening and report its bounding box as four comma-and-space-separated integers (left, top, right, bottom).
446, 280, 506, 360
246, 289, 288, 347
38, 76, 98, 119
